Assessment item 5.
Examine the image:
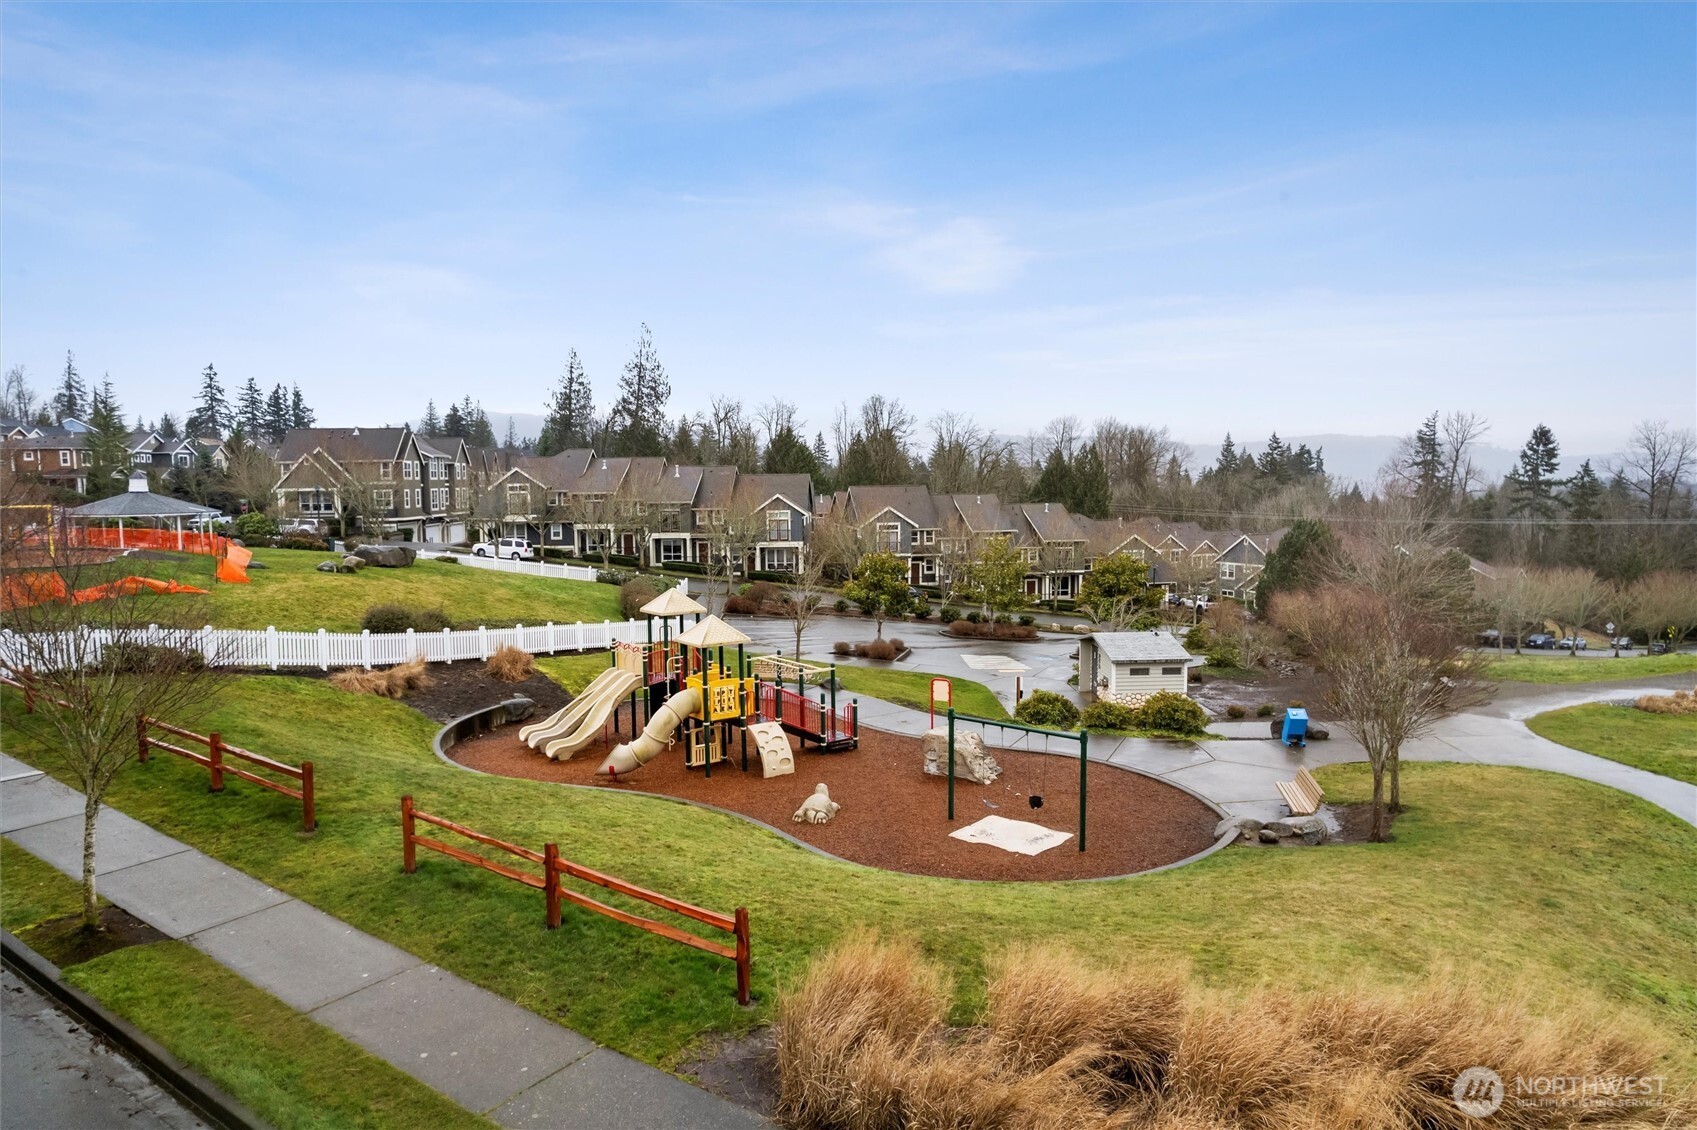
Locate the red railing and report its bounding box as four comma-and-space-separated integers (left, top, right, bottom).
138, 716, 316, 832
755, 682, 857, 746
0, 670, 72, 712
401, 797, 750, 1004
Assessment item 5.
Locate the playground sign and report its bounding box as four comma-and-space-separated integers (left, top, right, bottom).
929, 677, 952, 727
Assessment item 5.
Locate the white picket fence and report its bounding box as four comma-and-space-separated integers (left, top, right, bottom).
415, 550, 603, 584
0, 618, 660, 672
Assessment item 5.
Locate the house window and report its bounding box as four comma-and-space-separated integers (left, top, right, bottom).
373, 489, 393, 509
920, 529, 935, 546
875, 522, 901, 553
1162, 666, 1182, 676
1126, 667, 1150, 676
1021, 548, 1039, 564
21, 451, 33, 461
1221, 589, 1236, 599
298, 489, 335, 515
176, 453, 191, 467
767, 509, 792, 542
1220, 563, 1237, 580
1131, 549, 1144, 561
658, 539, 685, 563
379, 462, 393, 480
59, 450, 71, 466
549, 523, 564, 541
921, 558, 937, 581
550, 492, 567, 507
764, 547, 798, 573
506, 483, 530, 511
1169, 549, 1182, 561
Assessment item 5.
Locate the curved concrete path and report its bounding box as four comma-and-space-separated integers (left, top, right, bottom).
847, 679, 1697, 829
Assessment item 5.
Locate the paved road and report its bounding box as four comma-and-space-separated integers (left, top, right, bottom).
1, 969, 207, 1130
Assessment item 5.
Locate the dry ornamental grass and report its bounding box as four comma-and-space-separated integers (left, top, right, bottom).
1635, 688, 1697, 717
484, 644, 536, 683
776, 934, 1694, 1130
327, 656, 432, 698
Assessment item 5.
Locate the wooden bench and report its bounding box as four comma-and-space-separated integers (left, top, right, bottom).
1276, 767, 1324, 816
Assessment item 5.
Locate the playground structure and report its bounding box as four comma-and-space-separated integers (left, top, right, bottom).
943, 709, 1091, 853
509, 594, 859, 783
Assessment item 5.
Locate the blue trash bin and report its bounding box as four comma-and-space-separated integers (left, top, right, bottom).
1281, 707, 1308, 749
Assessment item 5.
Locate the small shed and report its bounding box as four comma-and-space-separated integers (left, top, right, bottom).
66, 471, 223, 550
1080, 630, 1202, 699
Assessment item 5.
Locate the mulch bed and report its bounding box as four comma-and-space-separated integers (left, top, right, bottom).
394, 661, 575, 725
18, 906, 168, 968
446, 704, 1221, 881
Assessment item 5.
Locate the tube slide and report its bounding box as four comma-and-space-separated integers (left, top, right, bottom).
542, 670, 640, 761
520, 666, 628, 748
597, 687, 703, 777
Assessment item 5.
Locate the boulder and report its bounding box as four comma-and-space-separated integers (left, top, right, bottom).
1257, 828, 1282, 844
922, 726, 1002, 785
317, 559, 359, 574
353, 544, 417, 568
246, 560, 268, 570
1216, 816, 1263, 841
1266, 816, 1328, 845
342, 554, 367, 571
499, 696, 536, 724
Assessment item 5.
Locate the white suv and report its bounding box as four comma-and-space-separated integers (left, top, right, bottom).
472, 537, 535, 560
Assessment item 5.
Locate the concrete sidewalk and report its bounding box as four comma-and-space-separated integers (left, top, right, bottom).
0, 753, 768, 1130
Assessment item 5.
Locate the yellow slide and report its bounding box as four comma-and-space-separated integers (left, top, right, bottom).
541, 670, 641, 761
520, 666, 629, 748
597, 687, 703, 777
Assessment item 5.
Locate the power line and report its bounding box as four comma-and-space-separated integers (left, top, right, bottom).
1105, 504, 1696, 527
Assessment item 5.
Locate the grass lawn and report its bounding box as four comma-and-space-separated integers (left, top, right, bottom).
818, 661, 1010, 720
1527, 704, 1697, 786
4, 677, 1695, 1079
117, 548, 621, 631
0, 842, 490, 1129
1481, 652, 1697, 684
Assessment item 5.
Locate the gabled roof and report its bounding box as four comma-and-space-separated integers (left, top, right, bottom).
278, 427, 407, 464
732, 473, 814, 515
1085, 630, 1197, 664
695, 466, 737, 511
944, 493, 1018, 535
844, 485, 937, 529
650, 464, 705, 505
574, 455, 631, 495
5, 432, 88, 450
1017, 501, 1086, 544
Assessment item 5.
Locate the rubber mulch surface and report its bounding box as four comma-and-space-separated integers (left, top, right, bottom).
447, 704, 1221, 881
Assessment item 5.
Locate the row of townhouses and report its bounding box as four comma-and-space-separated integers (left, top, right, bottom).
3, 416, 228, 495
270, 426, 1285, 603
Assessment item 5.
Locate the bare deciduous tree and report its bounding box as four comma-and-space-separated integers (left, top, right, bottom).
1614, 419, 1697, 521
1, 548, 223, 930
783, 549, 831, 660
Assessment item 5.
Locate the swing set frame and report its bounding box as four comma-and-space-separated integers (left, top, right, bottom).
945, 708, 1090, 853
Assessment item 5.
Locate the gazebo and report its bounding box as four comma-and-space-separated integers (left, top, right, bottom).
67, 471, 223, 552
638, 585, 707, 646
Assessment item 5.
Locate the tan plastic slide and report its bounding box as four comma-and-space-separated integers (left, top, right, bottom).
540, 670, 641, 761
519, 666, 628, 748
597, 687, 703, 777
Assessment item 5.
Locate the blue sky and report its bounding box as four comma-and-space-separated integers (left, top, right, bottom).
2, 3, 1692, 454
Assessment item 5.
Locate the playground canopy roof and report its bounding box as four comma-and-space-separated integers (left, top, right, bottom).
640, 586, 706, 618
67, 491, 222, 521
673, 614, 751, 649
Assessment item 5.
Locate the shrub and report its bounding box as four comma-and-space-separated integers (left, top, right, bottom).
1636, 687, 1697, 716
832, 641, 854, 656
745, 580, 783, 608
1014, 689, 1080, 730
1135, 690, 1208, 736
1206, 642, 1242, 669
834, 598, 849, 613
485, 644, 536, 683
994, 614, 1013, 625
965, 611, 984, 624
328, 656, 431, 698
596, 568, 634, 586
277, 534, 329, 551
1080, 700, 1140, 731
939, 606, 961, 624
1018, 614, 1036, 627
361, 603, 416, 634
723, 596, 758, 615
413, 607, 452, 632
1184, 623, 1212, 653
613, 577, 660, 620
233, 512, 279, 543
912, 605, 932, 620
946, 620, 1040, 641
862, 639, 898, 661
434, 554, 458, 565
99, 642, 206, 675
1225, 704, 1246, 719
1257, 702, 1277, 717
887, 638, 905, 653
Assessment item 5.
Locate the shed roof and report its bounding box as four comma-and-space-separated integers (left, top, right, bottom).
1085, 630, 1197, 664
68, 492, 222, 519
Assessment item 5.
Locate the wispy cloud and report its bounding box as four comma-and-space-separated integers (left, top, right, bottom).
813, 200, 1028, 294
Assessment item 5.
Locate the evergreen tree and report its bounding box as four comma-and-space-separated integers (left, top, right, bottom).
608, 324, 671, 456
157, 412, 181, 441
468, 403, 496, 448
261, 385, 289, 442
185, 363, 229, 438
763, 421, 820, 477
288, 384, 314, 429
443, 401, 467, 439
1410, 412, 1444, 511
537, 350, 595, 455
53, 350, 87, 423
1256, 432, 1292, 481
421, 399, 442, 436
1033, 447, 1074, 506
1254, 518, 1338, 617
1563, 459, 1604, 566
1215, 433, 1240, 475
236, 376, 264, 437
502, 416, 518, 450
86, 376, 131, 498
1070, 442, 1112, 519
1507, 423, 1566, 560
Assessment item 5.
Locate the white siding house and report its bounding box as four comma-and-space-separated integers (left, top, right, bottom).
1080, 631, 1201, 699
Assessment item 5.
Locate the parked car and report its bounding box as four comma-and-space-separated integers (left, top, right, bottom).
279, 520, 322, 535
472, 537, 534, 560
1477, 629, 1520, 648
1610, 637, 1635, 651
1648, 640, 1672, 655
1557, 636, 1588, 651
1524, 633, 1557, 649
